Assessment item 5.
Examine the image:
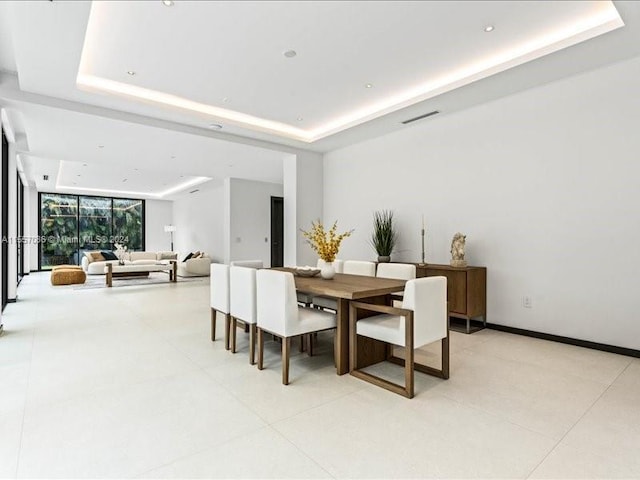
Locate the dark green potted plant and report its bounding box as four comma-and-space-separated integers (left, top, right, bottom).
370, 210, 397, 262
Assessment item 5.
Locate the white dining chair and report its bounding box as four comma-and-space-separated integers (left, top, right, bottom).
313, 260, 376, 311
210, 263, 231, 349
229, 265, 258, 364
349, 276, 449, 398
343, 260, 376, 276
230, 260, 264, 269
376, 263, 416, 281
376, 263, 416, 302
256, 269, 337, 385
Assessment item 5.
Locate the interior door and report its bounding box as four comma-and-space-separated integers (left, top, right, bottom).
270, 196, 284, 267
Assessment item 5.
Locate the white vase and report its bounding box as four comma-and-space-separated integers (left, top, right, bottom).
320, 262, 335, 280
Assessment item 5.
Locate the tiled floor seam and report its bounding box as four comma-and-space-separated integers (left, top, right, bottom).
132, 425, 274, 479
13, 327, 36, 479
198, 354, 365, 427
523, 361, 632, 479
463, 343, 630, 388
268, 424, 337, 479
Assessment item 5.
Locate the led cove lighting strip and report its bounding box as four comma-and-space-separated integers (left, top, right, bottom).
77, 2, 623, 143
55, 162, 210, 198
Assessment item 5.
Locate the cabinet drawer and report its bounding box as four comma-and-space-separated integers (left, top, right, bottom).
425, 268, 466, 314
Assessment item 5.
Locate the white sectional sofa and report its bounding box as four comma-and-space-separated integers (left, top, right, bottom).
82, 251, 177, 275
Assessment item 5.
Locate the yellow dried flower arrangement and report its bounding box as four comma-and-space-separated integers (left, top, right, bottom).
301, 220, 353, 263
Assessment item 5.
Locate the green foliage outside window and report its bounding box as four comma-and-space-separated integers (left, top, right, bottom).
40, 193, 144, 269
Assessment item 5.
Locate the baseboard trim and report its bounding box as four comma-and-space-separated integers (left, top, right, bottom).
487, 323, 640, 359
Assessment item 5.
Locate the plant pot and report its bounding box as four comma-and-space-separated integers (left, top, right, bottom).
320, 262, 336, 280
377, 255, 391, 263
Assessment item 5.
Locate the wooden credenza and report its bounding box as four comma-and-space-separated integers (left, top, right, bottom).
414, 263, 487, 334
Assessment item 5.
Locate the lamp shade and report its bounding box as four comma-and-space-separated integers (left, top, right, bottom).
164, 225, 177, 233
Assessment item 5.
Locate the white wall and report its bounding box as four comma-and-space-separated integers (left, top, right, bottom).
324, 55, 640, 350
172, 180, 225, 261
227, 178, 283, 267
144, 199, 173, 252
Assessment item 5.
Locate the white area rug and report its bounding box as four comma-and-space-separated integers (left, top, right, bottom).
73, 272, 204, 289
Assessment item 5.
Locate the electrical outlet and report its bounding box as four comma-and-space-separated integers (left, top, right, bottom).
522, 296, 532, 308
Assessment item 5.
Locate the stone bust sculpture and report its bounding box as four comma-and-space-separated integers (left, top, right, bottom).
450, 232, 467, 267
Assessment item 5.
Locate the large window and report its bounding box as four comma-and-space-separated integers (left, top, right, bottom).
39, 193, 145, 270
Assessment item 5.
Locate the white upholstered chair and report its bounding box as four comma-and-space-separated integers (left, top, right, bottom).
210, 263, 231, 349
256, 269, 336, 385
349, 276, 449, 398
230, 260, 264, 269
376, 263, 416, 302
343, 260, 376, 276
313, 260, 376, 311
229, 266, 258, 364
376, 263, 416, 281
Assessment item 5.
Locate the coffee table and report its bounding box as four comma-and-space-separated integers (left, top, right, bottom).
105, 261, 177, 287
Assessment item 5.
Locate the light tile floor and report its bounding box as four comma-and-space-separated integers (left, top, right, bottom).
0, 272, 638, 478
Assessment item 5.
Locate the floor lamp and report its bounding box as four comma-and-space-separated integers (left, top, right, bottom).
164, 225, 176, 252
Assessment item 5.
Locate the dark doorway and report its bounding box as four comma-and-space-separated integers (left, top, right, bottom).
270, 196, 284, 267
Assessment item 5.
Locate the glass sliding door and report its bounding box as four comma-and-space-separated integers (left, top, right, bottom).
40, 193, 79, 269
79, 196, 112, 258
17, 174, 24, 283
113, 198, 144, 251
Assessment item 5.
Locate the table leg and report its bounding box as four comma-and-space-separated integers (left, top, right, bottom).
172, 261, 177, 282
335, 298, 350, 375
106, 264, 112, 287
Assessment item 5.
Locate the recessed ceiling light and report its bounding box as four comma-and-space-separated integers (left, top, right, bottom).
76, 174, 81, 177
83, 163, 87, 167
134, 168, 139, 171
208, 123, 223, 130
127, 70, 136, 76
283, 50, 297, 58
162, 1, 174, 6
98, 145, 104, 148
122, 179, 128, 183
365, 83, 373, 89
484, 25, 495, 32
222, 97, 229, 103
297, 117, 304, 121
170, 155, 176, 159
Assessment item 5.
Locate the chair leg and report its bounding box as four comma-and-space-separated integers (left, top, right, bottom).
224, 313, 231, 350
405, 315, 415, 399
307, 333, 313, 357
299, 335, 305, 353
249, 324, 257, 365
210, 308, 216, 342
282, 337, 290, 385
257, 327, 264, 370
441, 330, 450, 380
231, 317, 237, 353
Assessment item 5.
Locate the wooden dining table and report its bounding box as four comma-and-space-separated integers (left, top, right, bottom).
279, 268, 407, 375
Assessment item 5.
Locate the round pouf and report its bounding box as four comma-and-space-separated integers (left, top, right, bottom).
51, 268, 87, 286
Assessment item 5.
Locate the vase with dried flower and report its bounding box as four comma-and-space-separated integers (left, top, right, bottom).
301, 220, 353, 279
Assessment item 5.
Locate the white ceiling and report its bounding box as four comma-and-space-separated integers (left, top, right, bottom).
2, 1, 640, 196
7, 101, 285, 198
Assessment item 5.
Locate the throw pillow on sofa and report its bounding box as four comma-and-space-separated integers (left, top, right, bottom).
101, 251, 118, 261
86, 251, 105, 262
182, 252, 194, 263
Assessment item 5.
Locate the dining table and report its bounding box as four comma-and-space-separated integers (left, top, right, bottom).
279, 268, 407, 375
